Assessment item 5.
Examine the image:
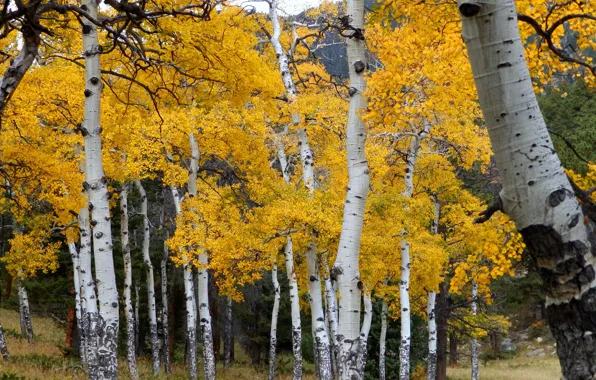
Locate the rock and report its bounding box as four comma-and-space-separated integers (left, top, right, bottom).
526, 348, 545, 357
500, 339, 517, 352
518, 333, 529, 341
527, 344, 535, 350
535, 337, 544, 343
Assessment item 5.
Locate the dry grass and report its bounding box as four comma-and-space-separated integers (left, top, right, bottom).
1, 308, 562, 379
447, 354, 561, 380
0, 308, 314, 379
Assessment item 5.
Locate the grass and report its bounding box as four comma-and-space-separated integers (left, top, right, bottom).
447, 353, 561, 380
0, 308, 314, 379
0, 308, 562, 379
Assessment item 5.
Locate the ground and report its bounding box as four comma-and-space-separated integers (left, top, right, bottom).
0, 308, 561, 379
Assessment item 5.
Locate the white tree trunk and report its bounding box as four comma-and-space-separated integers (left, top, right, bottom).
171, 185, 198, 380
134, 285, 140, 356
268, 262, 281, 380
332, 1, 370, 379
17, 279, 33, 344
285, 237, 303, 380
427, 291, 437, 380
427, 196, 440, 380
81, 0, 119, 376
78, 206, 99, 378
471, 282, 479, 380
323, 268, 339, 377
458, 1, 596, 377
68, 242, 87, 365
306, 243, 332, 379
134, 179, 160, 374
187, 133, 216, 380
120, 184, 139, 380
359, 293, 372, 374
273, 132, 303, 380
399, 239, 411, 380
0, 321, 8, 360
161, 231, 172, 375
379, 298, 388, 380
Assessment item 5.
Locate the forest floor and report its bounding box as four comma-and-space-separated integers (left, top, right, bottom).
0, 308, 561, 379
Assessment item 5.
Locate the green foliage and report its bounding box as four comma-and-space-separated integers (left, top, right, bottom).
539, 80, 596, 175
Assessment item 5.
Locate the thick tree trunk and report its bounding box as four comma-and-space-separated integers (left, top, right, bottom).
81, 0, 119, 376
17, 279, 33, 343
224, 296, 233, 369
471, 283, 479, 380
68, 243, 87, 365
268, 263, 281, 380
449, 332, 457, 367
359, 293, 372, 374
379, 298, 388, 380
0, 25, 40, 115
332, 2, 370, 379
458, 1, 596, 378
0, 321, 8, 360
172, 186, 198, 380
121, 185, 139, 380
436, 282, 449, 380
161, 232, 172, 375
187, 133, 216, 380
134, 179, 160, 374
78, 207, 99, 378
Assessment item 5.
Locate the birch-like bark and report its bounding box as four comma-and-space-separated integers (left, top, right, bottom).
359, 293, 373, 374
134, 285, 140, 356
172, 185, 198, 380
78, 206, 99, 378
379, 297, 388, 380
323, 265, 339, 377
427, 196, 440, 380
0, 321, 8, 360
81, 0, 119, 376
120, 184, 139, 380
17, 279, 33, 344
68, 242, 87, 365
471, 282, 479, 380
274, 132, 303, 380
187, 133, 216, 380
427, 291, 437, 380
0, 26, 40, 114
306, 243, 332, 380
134, 179, 160, 374
224, 296, 233, 369
161, 232, 172, 375
458, 1, 596, 377
332, 1, 370, 378
268, 262, 281, 380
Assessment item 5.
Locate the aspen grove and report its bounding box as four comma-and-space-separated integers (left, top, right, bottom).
0, 0, 595, 379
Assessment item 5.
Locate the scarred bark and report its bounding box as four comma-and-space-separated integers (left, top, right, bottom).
332, 1, 370, 379
81, 0, 119, 376
428, 196, 440, 380
68, 243, 87, 365
78, 206, 99, 379
134, 179, 160, 375
0, 321, 8, 360
224, 296, 233, 369
359, 293, 373, 374
17, 279, 33, 344
323, 265, 339, 378
161, 231, 172, 375
379, 297, 388, 380
268, 262, 281, 380
471, 283, 479, 380
458, 1, 596, 378
0, 25, 40, 115
121, 184, 139, 380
